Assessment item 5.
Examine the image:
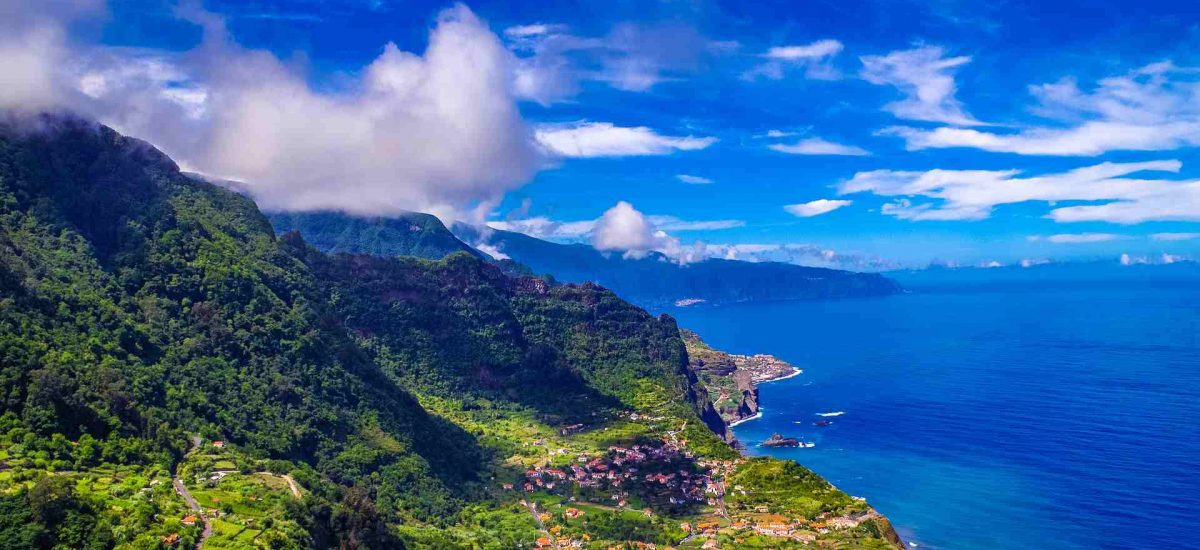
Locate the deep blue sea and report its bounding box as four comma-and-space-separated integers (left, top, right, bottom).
666, 275, 1200, 550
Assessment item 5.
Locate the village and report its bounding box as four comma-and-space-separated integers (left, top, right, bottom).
505, 436, 886, 549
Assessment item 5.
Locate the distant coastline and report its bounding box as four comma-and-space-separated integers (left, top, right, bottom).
759, 366, 802, 384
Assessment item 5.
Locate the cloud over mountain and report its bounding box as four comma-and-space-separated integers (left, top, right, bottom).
2, 2, 540, 222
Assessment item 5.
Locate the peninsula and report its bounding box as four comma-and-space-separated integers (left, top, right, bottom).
683, 330, 801, 428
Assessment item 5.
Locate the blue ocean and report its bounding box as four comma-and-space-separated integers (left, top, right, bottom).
666, 272, 1200, 550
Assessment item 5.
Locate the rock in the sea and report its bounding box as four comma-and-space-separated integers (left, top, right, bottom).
762, 433, 801, 448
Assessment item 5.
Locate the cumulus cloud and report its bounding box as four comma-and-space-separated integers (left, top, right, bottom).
1120, 252, 1193, 265
0, 2, 544, 222
591, 201, 666, 258
1151, 232, 1200, 241
860, 46, 982, 126
784, 199, 853, 217
743, 39, 843, 81
887, 61, 1200, 155
676, 174, 714, 184
769, 137, 869, 156
483, 203, 893, 269
839, 160, 1200, 224
535, 122, 716, 157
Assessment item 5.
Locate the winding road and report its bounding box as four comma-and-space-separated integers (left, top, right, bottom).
173, 438, 212, 549
523, 500, 561, 549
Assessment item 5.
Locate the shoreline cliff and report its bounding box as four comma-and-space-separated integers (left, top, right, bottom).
683, 328, 905, 548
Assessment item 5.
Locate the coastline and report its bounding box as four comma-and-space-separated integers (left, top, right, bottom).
726, 411, 762, 427
726, 367, 906, 549
726, 367, 800, 428
758, 366, 802, 384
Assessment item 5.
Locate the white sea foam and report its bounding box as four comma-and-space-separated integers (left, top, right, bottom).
760, 367, 802, 384
816, 411, 845, 417
728, 412, 762, 427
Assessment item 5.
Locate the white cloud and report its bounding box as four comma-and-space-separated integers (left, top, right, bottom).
1119, 252, 1192, 265
648, 216, 744, 231
784, 199, 853, 217
676, 174, 714, 185
769, 137, 869, 156
504, 23, 558, 38
765, 129, 796, 138
487, 212, 741, 241
1151, 232, 1200, 241
1043, 233, 1123, 244
0, 0, 105, 112
744, 39, 843, 81
592, 201, 667, 258
535, 122, 717, 158
860, 46, 982, 126
473, 241, 510, 260
765, 40, 843, 61
483, 204, 893, 269
696, 243, 899, 271
839, 160, 1200, 224
507, 21, 731, 103
1, 3, 542, 222
487, 216, 596, 239
887, 62, 1200, 155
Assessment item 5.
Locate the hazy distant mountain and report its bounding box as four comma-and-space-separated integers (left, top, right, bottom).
453, 223, 903, 308
891, 258, 1200, 290
268, 210, 483, 260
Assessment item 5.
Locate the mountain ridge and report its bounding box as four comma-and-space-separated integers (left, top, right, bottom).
263, 209, 903, 309
0, 113, 900, 549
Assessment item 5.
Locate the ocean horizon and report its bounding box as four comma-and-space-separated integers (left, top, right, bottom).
667, 275, 1200, 550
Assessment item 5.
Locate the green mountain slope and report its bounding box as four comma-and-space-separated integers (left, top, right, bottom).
0, 114, 899, 549
268, 210, 483, 261
261, 211, 902, 310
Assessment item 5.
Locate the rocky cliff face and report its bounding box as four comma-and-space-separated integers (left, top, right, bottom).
681, 330, 799, 429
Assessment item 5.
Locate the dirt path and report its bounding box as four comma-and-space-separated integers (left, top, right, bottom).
281, 474, 302, 498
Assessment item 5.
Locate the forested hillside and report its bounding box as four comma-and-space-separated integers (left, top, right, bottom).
268, 211, 482, 262
265, 212, 903, 310
0, 114, 898, 549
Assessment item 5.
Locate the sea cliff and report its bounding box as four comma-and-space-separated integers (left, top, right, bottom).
682, 329, 905, 548
683, 329, 800, 429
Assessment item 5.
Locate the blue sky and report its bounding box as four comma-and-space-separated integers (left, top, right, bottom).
5, 0, 1200, 268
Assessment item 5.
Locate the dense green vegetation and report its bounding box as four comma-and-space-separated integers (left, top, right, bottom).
268, 211, 482, 263
0, 114, 898, 548
263, 212, 904, 310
